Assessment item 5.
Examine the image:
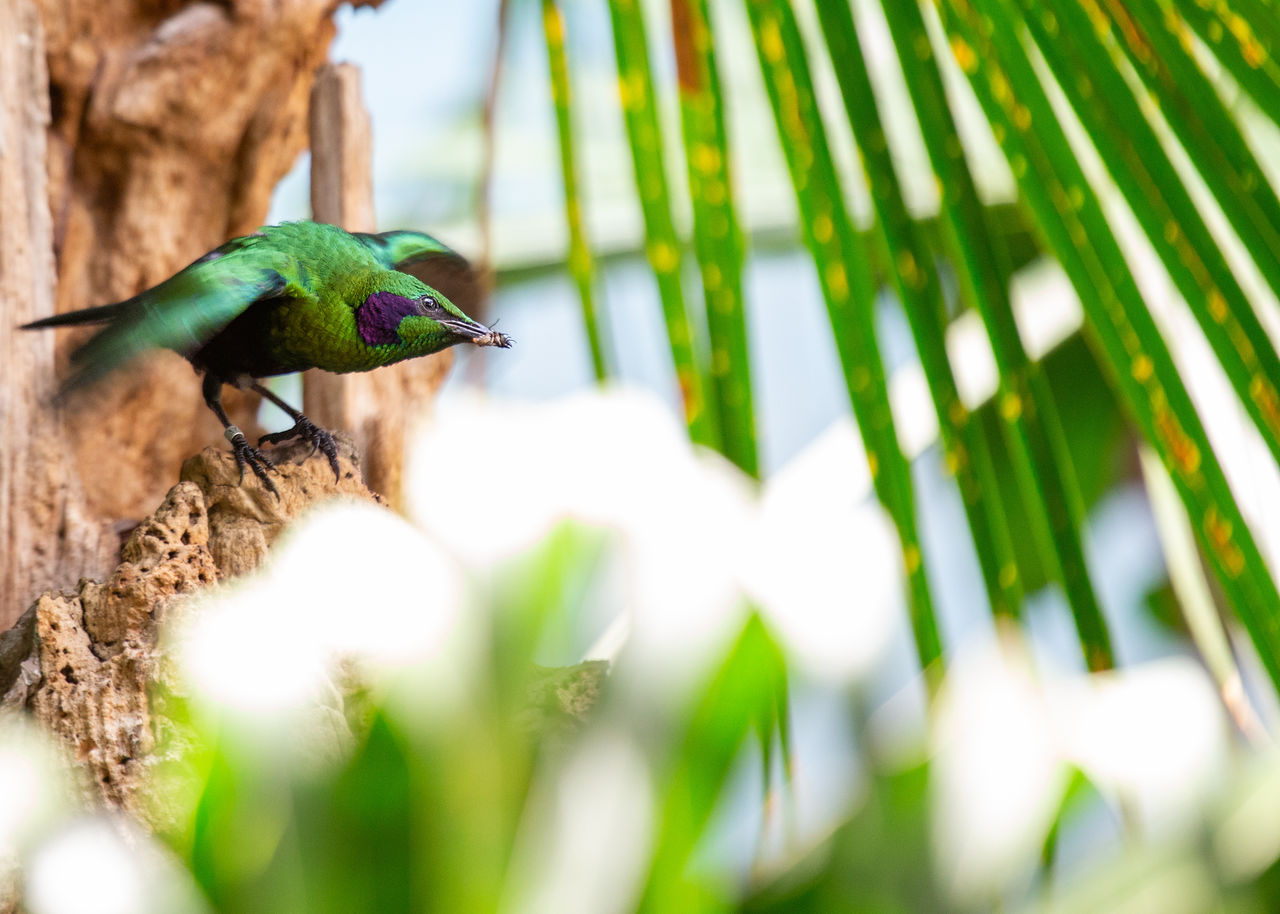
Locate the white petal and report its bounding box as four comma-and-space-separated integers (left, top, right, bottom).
25, 817, 206, 914
0, 721, 70, 854
931, 638, 1065, 904
746, 496, 901, 685
268, 502, 467, 669
616, 453, 756, 699
175, 501, 471, 724
1051, 657, 1228, 832
410, 389, 757, 695
502, 728, 653, 914
760, 417, 872, 511
407, 389, 694, 568
175, 580, 328, 717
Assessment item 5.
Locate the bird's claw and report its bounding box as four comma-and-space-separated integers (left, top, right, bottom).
259, 416, 341, 482
226, 426, 279, 498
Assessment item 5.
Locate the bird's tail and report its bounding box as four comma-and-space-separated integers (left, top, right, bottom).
20, 302, 127, 330
21, 302, 135, 401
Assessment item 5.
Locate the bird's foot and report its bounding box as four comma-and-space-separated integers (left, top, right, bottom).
225, 425, 279, 498
259, 415, 340, 482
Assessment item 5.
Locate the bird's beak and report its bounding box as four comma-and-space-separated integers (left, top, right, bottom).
441, 318, 514, 349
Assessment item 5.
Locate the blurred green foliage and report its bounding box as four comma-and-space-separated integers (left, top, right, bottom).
145, 522, 1280, 912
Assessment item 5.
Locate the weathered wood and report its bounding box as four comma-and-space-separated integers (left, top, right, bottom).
2, 0, 380, 627
308, 63, 377, 235
1, 440, 375, 835
304, 62, 454, 506
0, 0, 117, 631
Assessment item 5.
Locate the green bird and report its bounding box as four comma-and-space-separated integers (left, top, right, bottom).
22, 220, 512, 495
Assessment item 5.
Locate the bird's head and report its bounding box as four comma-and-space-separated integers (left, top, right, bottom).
354, 274, 513, 354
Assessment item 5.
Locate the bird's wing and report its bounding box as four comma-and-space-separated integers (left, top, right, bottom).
354, 230, 483, 315
62, 238, 294, 393
354, 230, 466, 273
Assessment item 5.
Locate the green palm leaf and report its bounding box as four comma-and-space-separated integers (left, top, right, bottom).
873, 0, 1117, 668
741, 0, 944, 679
541, 0, 612, 382
670, 0, 759, 477
936, 0, 1280, 689
814, 0, 1031, 635
1018, 0, 1280, 472
539, 0, 1280, 696
606, 0, 719, 450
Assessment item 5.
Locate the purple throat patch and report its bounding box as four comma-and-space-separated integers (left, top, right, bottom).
356, 291, 418, 346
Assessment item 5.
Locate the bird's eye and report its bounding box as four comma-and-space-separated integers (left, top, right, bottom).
416, 296, 439, 315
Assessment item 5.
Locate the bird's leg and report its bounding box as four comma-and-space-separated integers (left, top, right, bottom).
202, 374, 279, 498
250, 382, 341, 481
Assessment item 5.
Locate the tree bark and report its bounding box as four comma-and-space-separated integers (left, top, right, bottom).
2, 0, 380, 628
1, 440, 376, 835
0, 0, 116, 633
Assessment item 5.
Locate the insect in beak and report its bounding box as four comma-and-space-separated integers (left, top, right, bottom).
442, 318, 514, 349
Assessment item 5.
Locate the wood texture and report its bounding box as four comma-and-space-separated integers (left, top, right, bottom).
304, 62, 454, 506
0, 0, 116, 632
0, 440, 376, 835
308, 63, 377, 235
3, 0, 379, 627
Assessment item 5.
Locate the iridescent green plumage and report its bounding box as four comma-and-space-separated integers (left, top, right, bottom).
22, 221, 512, 494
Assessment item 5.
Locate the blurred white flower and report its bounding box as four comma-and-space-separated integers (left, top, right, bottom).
411, 389, 752, 695
176, 580, 329, 717
25, 816, 207, 914
410, 391, 902, 692
1052, 657, 1228, 832
745, 419, 902, 684
408, 389, 694, 567
268, 503, 468, 670
501, 727, 653, 914
173, 501, 472, 720
616, 450, 757, 697
0, 721, 70, 854
931, 637, 1230, 905
931, 637, 1065, 905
